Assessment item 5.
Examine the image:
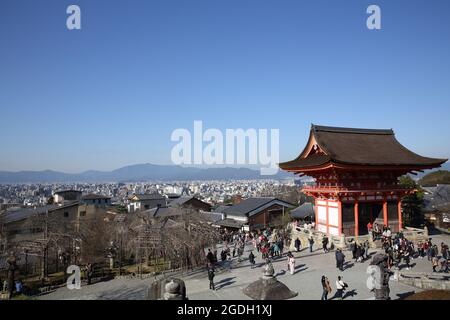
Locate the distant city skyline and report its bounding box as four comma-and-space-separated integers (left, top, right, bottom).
1, 0, 450, 173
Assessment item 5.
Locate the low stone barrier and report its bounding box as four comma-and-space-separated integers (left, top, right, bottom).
288, 224, 430, 251
397, 271, 450, 290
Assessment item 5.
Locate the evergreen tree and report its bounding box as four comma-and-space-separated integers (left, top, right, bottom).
399, 175, 425, 227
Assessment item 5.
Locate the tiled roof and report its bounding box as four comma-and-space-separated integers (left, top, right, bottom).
290, 202, 314, 219
280, 124, 447, 170
82, 193, 111, 200
223, 197, 294, 217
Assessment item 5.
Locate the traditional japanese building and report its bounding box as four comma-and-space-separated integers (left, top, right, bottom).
279, 125, 447, 237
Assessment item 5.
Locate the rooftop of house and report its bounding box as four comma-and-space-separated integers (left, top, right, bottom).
290, 202, 314, 219
222, 197, 295, 217
129, 193, 166, 201
1, 202, 79, 224
81, 193, 111, 200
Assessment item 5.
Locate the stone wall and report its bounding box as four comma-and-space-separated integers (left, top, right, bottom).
287, 223, 429, 251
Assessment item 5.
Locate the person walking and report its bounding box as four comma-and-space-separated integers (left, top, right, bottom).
287, 252, 295, 275
334, 276, 347, 300
213, 250, 218, 264
308, 237, 315, 253
322, 236, 329, 253
363, 240, 370, 260
356, 244, 363, 263
417, 241, 424, 258
15, 280, 22, 296
208, 264, 215, 290
373, 223, 380, 239
294, 238, 301, 252
321, 275, 332, 300
367, 221, 373, 234
432, 255, 439, 272
404, 245, 412, 270
272, 242, 280, 258
206, 249, 214, 265
249, 251, 256, 268
426, 239, 433, 261
86, 263, 93, 285
278, 238, 284, 255
432, 244, 439, 260
350, 241, 357, 260
335, 249, 345, 271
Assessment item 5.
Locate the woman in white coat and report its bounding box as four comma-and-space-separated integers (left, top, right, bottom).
287, 252, 295, 275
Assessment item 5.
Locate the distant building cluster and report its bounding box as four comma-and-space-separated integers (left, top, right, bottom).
0, 179, 301, 209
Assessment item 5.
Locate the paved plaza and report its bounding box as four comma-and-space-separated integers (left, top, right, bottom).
38, 233, 450, 300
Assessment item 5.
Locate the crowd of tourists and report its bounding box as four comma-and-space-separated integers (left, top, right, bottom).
380, 231, 449, 273
208, 224, 449, 296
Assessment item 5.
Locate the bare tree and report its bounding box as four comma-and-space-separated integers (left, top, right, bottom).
124, 207, 221, 273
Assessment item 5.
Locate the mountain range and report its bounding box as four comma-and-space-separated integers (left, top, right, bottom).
0, 164, 295, 183
0, 162, 448, 184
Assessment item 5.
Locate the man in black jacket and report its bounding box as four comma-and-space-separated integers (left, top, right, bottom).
335, 249, 345, 271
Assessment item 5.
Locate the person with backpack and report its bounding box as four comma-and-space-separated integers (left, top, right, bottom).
334, 276, 348, 300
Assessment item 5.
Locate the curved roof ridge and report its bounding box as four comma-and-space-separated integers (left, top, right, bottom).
312, 124, 393, 135
279, 125, 447, 171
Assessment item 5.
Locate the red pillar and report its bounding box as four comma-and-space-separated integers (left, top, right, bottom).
354, 202, 359, 237
383, 200, 388, 227
326, 201, 329, 234
315, 198, 318, 229
338, 200, 343, 236
398, 199, 403, 231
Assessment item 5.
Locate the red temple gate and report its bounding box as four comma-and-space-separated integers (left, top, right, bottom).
279, 125, 447, 238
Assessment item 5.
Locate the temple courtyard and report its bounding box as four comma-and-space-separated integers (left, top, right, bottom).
37, 233, 450, 300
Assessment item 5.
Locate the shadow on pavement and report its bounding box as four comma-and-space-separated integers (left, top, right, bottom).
396, 291, 416, 300
215, 277, 236, 285
293, 267, 308, 274
343, 289, 357, 299
216, 280, 236, 290
343, 262, 355, 270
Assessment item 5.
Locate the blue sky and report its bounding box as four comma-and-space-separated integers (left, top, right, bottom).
1, 0, 449, 172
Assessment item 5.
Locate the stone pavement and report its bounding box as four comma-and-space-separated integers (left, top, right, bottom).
38, 233, 450, 300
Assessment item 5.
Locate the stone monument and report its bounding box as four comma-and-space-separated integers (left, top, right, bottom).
243, 259, 297, 300
147, 277, 187, 300
366, 253, 391, 300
